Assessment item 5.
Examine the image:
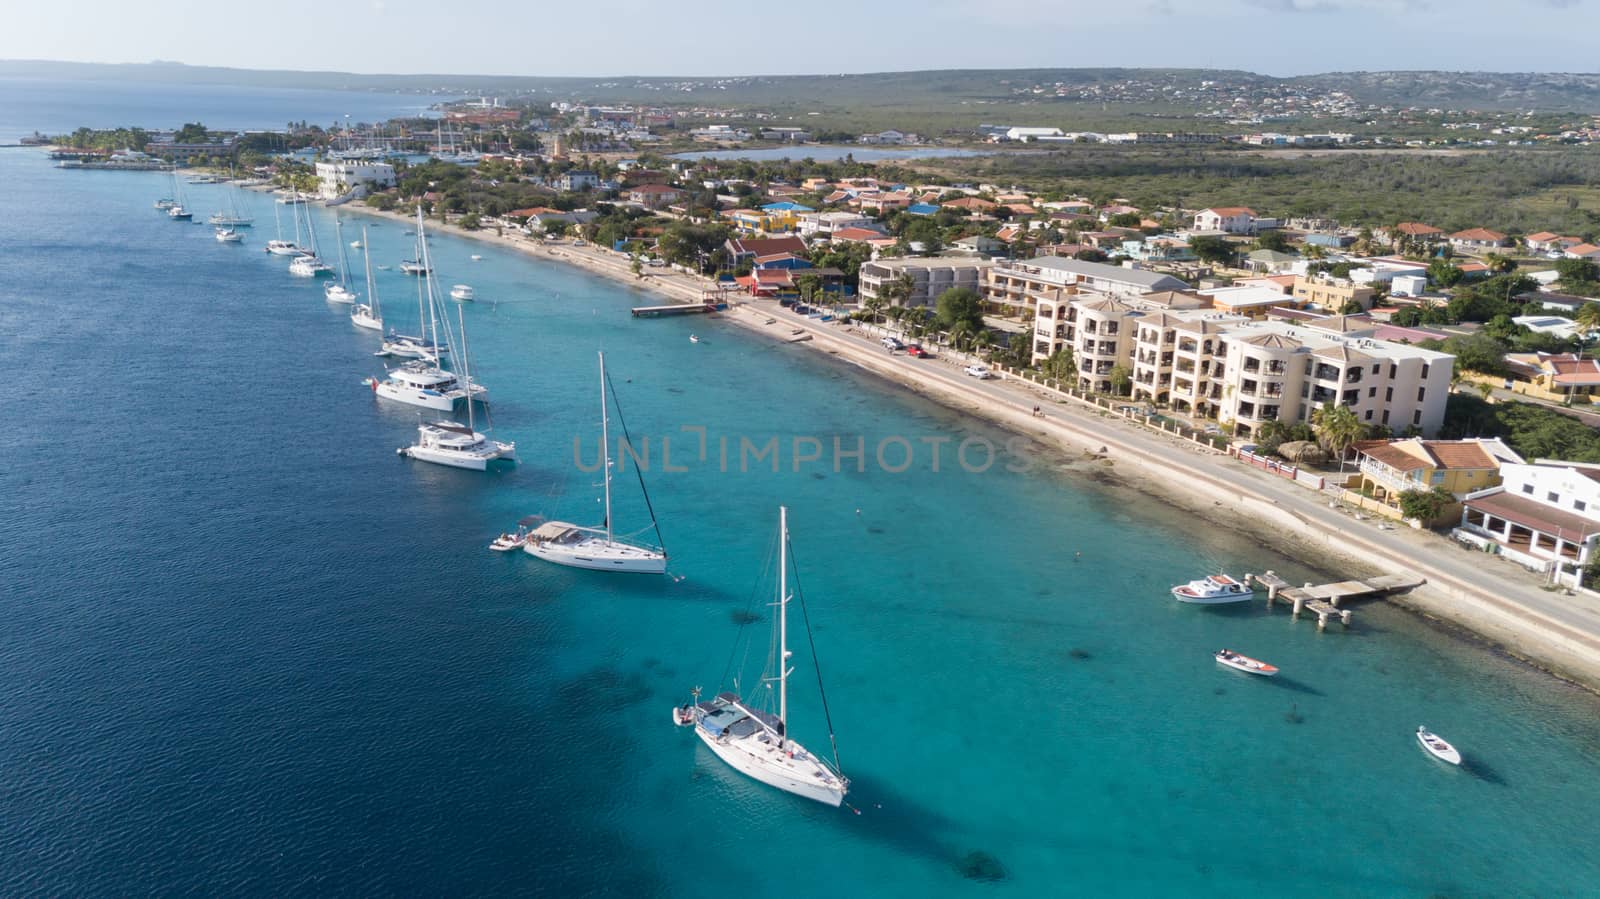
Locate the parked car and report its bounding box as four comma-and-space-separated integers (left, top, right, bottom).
964, 364, 994, 380
905, 344, 927, 357
881, 336, 905, 351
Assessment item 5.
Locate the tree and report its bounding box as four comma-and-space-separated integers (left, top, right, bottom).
1311, 404, 1364, 470
1073, 248, 1109, 262
1428, 259, 1464, 289
1556, 257, 1600, 285
1188, 235, 1235, 265
1398, 485, 1456, 524
861, 293, 887, 322
1041, 347, 1077, 383
934, 286, 985, 332
1108, 364, 1132, 396
1575, 301, 1600, 337
1254, 230, 1292, 253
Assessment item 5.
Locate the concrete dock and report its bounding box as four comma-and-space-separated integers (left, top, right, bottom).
1247, 571, 1426, 630
630, 302, 721, 318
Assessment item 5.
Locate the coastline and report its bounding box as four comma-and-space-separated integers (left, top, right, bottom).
334, 199, 1600, 692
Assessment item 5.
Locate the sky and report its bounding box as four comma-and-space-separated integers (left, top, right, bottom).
3, 0, 1595, 77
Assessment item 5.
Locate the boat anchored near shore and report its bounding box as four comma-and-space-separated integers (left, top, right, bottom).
1417, 727, 1462, 766
1214, 649, 1278, 677
1172, 573, 1254, 604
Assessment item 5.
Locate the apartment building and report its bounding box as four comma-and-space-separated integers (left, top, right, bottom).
986, 257, 1188, 317
858, 257, 995, 308
1035, 290, 1455, 435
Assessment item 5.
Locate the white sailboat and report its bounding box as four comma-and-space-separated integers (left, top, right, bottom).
397, 307, 514, 470
288, 195, 334, 277
351, 226, 383, 331
166, 170, 193, 220
209, 174, 254, 228
378, 217, 451, 357
672, 507, 849, 807
214, 227, 243, 243
524, 352, 667, 574
370, 208, 484, 408
264, 193, 304, 256
324, 217, 357, 302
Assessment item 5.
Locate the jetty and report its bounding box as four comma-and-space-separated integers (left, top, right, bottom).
630, 302, 721, 318
1246, 571, 1426, 630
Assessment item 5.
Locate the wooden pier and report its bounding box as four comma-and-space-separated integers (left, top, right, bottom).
1245, 571, 1426, 630
630, 302, 721, 318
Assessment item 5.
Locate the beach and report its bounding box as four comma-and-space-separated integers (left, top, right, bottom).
334, 200, 1600, 691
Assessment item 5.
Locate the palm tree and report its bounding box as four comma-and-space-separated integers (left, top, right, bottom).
1311, 404, 1364, 471
1575, 301, 1600, 343
862, 293, 887, 324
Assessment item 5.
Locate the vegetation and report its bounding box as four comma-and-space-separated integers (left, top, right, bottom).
1311, 404, 1365, 469
1040, 347, 1077, 383
1441, 394, 1600, 462
1255, 420, 1316, 457
935, 287, 985, 332
1398, 485, 1456, 522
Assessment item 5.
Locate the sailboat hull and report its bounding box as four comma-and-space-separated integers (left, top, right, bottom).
374, 382, 461, 411
351, 308, 383, 331
693, 727, 845, 807
524, 534, 666, 574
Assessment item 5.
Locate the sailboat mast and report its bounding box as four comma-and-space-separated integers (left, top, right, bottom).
458, 306, 474, 431
361, 226, 379, 317
779, 505, 789, 744
334, 217, 349, 286
600, 351, 613, 545
293, 191, 303, 246
420, 211, 440, 354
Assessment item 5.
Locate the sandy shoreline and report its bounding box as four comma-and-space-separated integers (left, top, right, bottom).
332, 199, 1600, 691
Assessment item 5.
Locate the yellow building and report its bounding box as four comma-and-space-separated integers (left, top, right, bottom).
1292, 275, 1377, 311
1348, 438, 1523, 522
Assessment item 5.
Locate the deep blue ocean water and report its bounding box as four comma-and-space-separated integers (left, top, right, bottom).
0, 77, 440, 143
3, 144, 1600, 896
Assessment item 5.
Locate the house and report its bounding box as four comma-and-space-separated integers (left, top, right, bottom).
753, 252, 813, 271
952, 235, 1005, 255
942, 197, 996, 213
1350, 438, 1522, 523
1458, 461, 1600, 587
1525, 232, 1570, 253
1201, 285, 1302, 318
1388, 222, 1445, 245
1564, 243, 1600, 261
558, 170, 599, 191
1502, 353, 1600, 402
1448, 228, 1509, 253
859, 130, 906, 145
798, 211, 875, 238
724, 235, 808, 265
856, 191, 913, 214
830, 227, 897, 250
1246, 248, 1299, 274
626, 183, 686, 208
1193, 207, 1257, 234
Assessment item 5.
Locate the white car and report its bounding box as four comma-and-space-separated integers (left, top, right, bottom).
964, 364, 994, 380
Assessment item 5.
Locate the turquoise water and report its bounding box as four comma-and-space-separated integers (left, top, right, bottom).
3, 147, 1600, 895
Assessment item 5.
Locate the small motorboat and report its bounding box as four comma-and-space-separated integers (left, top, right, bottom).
450, 284, 475, 301
1416, 727, 1462, 765
489, 531, 529, 552
689, 334, 700, 343
1172, 573, 1254, 604
1214, 649, 1278, 677
470, 254, 483, 261
350, 240, 363, 249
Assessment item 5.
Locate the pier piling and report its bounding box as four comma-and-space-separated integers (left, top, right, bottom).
1252, 571, 1424, 630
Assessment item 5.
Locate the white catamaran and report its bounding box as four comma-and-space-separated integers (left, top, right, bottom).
264, 196, 304, 256
673, 507, 849, 807
351, 226, 383, 331
524, 352, 667, 574
397, 306, 514, 470
369, 208, 485, 409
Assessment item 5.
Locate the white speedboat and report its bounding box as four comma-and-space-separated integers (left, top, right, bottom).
490, 530, 529, 551
214, 227, 243, 243
470, 254, 483, 261
672, 507, 849, 807
449, 284, 475, 302
1214, 649, 1278, 677
689, 334, 700, 343
1172, 573, 1254, 604
289, 254, 334, 278
524, 352, 667, 574
369, 360, 474, 411
350, 240, 363, 249
265, 240, 304, 256
397, 420, 514, 470
1417, 727, 1462, 765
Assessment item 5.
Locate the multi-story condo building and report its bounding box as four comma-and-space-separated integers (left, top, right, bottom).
1033, 288, 1455, 436
859, 258, 995, 308
985, 257, 1188, 317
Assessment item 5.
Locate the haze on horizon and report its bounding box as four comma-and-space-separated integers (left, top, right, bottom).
7, 0, 1598, 79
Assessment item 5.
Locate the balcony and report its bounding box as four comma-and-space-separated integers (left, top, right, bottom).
1262, 383, 1285, 398
1242, 379, 1259, 396
1243, 358, 1261, 374
1266, 361, 1288, 375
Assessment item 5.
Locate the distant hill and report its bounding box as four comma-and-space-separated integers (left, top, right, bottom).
3, 61, 1599, 111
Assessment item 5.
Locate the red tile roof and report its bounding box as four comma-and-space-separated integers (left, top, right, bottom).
1394, 222, 1443, 236
1449, 228, 1507, 242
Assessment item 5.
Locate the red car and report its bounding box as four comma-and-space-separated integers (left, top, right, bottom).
905, 344, 926, 357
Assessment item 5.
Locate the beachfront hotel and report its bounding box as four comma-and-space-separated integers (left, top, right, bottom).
983, 256, 1190, 316
1029, 285, 1455, 437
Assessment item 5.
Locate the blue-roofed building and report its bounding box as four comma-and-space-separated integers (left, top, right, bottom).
906, 203, 940, 216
